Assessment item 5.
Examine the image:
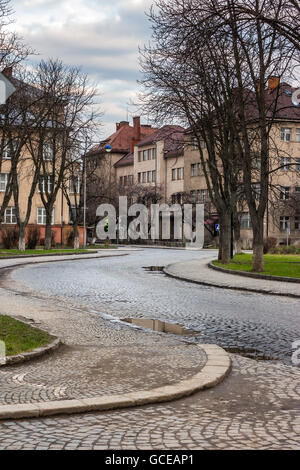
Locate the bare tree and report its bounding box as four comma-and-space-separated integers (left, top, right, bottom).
26, 59, 100, 250
139, 0, 299, 270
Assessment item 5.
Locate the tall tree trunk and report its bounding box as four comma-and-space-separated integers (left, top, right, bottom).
18, 224, 26, 252
73, 223, 79, 249
252, 218, 264, 272
233, 211, 242, 254
44, 213, 52, 250
219, 212, 231, 264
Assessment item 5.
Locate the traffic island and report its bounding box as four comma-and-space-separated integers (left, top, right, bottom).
0, 314, 61, 366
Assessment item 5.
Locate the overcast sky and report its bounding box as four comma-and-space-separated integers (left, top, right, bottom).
11, 0, 154, 139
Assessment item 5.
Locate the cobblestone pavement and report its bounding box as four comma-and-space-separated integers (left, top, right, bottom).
0, 249, 299, 450
0, 355, 299, 450
0, 283, 206, 405
11, 249, 300, 364
165, 257, 300, 297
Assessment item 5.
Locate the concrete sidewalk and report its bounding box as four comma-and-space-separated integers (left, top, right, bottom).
164, 256, 300, 298
0, 253, 230, 419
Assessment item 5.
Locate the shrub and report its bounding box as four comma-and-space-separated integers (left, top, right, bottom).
27, 226, 40, 249
66, 229, 75, 247
263, 237, 277, 254
1, 227, 19, 249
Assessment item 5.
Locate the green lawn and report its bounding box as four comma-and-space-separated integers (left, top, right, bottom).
213, 253, 300, 279
0, 248, 93, 257
0, 315, 54, 356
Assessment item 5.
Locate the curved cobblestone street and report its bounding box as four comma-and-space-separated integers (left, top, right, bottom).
0, 248, 299, 450
11, 249, 300, 363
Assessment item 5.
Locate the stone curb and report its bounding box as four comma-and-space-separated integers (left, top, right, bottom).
0, 251, 98, 260
163, 264, 300, 299
209, 261, 300, 284
0, 338, 62, 367
0, 345, 231, 420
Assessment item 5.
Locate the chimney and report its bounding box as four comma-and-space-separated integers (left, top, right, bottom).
119, 121, 129, 128
133, 116, 141, 141
3, 66, 13, 77
267, 76, 280, 94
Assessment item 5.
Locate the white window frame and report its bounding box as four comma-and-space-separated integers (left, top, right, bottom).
152, 170, 156, 183
191, 164, 196, 177
240, 213, 252, 229
296, 129, 300, 142
281, 127, 292, 142
280, 216, 290, 231
43, 143, 54, 161
0, 173, 8, 192
280, 186, 290, 200
39, 175, 53, 194
69, 176, 80, 194
177, 168, 183, 180
4, 206, 16, 224
37, 207, 55, 225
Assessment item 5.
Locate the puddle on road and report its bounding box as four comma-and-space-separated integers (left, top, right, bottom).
122, 317, 199, 336
225, 346, 279, 361
142, 266, 165, 273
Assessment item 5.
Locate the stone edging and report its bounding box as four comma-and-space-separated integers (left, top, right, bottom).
0, 251, 98, 260
0, 344, 231, 420
1, 338, 62, 367
209, 261, 300, 284
163, 264, 300, 299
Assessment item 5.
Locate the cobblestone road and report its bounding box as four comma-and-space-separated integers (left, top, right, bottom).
0, 355, 299, 450
0, 249, 299, 450
11, 249, 300, 364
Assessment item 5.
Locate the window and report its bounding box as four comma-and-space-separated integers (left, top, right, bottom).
70, 176, 80, 194
280, 157, 291, 170
191, 164, 196, 177
241, 213, 252, 229
252, 182, 261, 199
152, 170, 156, 183
2, 139, 17, 159
296, 158, 300, 172
138, 172, 141, 183
143, 150, 147, 161
43, 143, 53, 161
190, 190, 196, 202
138, 151, 142, 162
39, 175, 53, 193
152, 148, 157, 160
296, 129, 300, 142
177, 168, 183, 180
142, 172, 147, 183
295, 186, 300, 194
69, 205, 76, 223
4, 207, 16, 224
200, 139, 206, 149
197, 163, 201, 175
197, 189, 206, 202
280, 186, 290, 200
295, 217, 300, 230
123, 176, 128, 186
281, 127, 292, 141
147, 149, 152, 160
119, 176, 123, 186
280, 216, 290, 230
0, 173, 8, 192
172, 168, 176, 181
37, 207, 54, 225
128, 175, 134, 185
147, 171, 151, 183
191, 137, 198, 150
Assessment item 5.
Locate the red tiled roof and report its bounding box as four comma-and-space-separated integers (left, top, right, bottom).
136, 125, 185, 157
90, 122, 157, 156
114, 152, 134, 168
